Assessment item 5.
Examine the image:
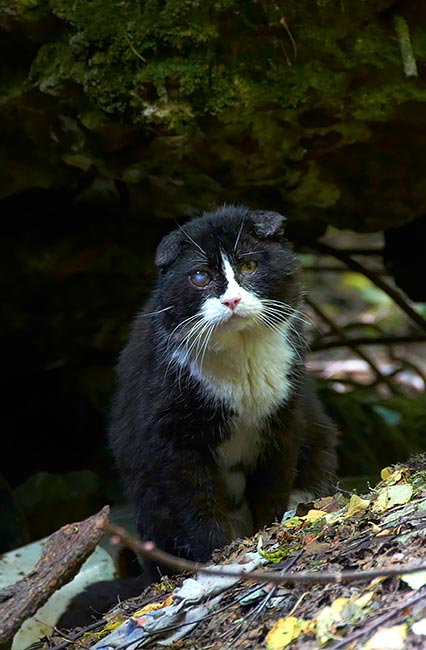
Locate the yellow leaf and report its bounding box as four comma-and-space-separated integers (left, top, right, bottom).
102, 621, 124, 634
364, 624, 407, 649
372, 484, 413, 513
354, 591, 374, 608
316, 596, 365, 645
257, 536, 291, 563
380, 466, 392, 480
133, 594, 173, 617
345, 494, 370, 518
265, 616, 308, 649
283, 516, 303, 529
300, 509, 327, 522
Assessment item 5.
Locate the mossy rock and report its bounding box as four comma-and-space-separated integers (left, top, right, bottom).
1, 0, 426, 231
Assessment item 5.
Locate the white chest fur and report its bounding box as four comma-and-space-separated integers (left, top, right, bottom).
202, 320, 295, 469
171, 252, 297, 473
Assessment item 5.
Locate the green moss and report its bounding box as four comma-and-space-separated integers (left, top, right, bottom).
2, 0, 426, 230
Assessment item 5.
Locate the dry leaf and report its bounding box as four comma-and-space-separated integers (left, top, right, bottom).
300, 509, 327, 522
265, 616, 308, 649
412, 618, 426, 636
345, 494, 370, 518
133, 594, 173, 617
354, 591, 375, 608
380, 466, 393, 481
400, 570, 426, 590
371, 484, 413, 514
363, 623, 407, 649
316, 597, 363, 645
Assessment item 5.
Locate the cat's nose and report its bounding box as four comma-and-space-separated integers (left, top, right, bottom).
222, 296, 241, 310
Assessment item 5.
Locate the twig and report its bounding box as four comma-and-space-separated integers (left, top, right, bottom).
311, 241, 426, 333
105, 522, 426, 586
311, 334, 426, 351
328, 248, 383, 256
394, 15, 418, 78
0, 507, 109, 647
306, 298, 399, 394
328, 588, 426, 649
222, 549, 304, 647
388, 348, 426, 385
303, 265, 389, 275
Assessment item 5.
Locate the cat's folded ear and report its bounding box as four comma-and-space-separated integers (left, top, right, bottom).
251, 210, 287, 239
155, 230, 184, 268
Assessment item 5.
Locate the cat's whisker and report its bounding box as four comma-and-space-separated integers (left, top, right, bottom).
163, 317, 204, 381
140, 305, 173, 318
258, 313, 305, 364
169, 312, 202, 339
176, 223, 208, 260
187, 319, 213, 366
262, 300, 311, 322
233, 218, 245, 252
198, 321, 217, 371
261, 305, 314, 331
262, 299, 322, 333
169, 318, 207, 373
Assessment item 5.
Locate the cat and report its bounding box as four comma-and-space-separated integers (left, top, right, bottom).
108, 204, 338, 581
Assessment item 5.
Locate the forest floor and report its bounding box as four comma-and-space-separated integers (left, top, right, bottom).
36, 457, 426, 650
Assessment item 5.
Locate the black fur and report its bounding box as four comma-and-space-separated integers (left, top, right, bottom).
109, 205, 338, 581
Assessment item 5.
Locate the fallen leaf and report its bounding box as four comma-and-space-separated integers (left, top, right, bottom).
257, 536, 292, 563
283, 516, 303, 529
380, 466, 393, 481
400, 570, 426, 590
133, 594, 173, 617
412, 618, 426, 636
371, 484, 413, 513
283, 510, 327, 529
354, 591, 375, 608
300, 509, 327, 522
345, 494, 370, 518
316, 597, 363, 645
265, 616, 308, 649
363, 623, 407, 649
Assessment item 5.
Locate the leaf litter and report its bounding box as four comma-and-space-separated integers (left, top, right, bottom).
35, 456, 426, 650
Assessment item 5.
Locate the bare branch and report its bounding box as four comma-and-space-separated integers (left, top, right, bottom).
306, 298, 400, 394
310, 241, 426, 333
0, 507, 109, 646
105, 521, 426, 587
311, 334, 426, 351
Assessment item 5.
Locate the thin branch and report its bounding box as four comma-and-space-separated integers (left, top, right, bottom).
105, 522, 426, 587
311, 241, 426, 333
303, 265, 389, 275
393, 14, 418, 78
310, 334, 426, 351
44, 621, 106, 650
306, 298, 399, 394
328, 248, 383, 256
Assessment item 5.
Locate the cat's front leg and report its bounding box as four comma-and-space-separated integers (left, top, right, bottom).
130, 445, 233, 579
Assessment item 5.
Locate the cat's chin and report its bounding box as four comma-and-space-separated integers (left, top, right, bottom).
217, 312, 256, 332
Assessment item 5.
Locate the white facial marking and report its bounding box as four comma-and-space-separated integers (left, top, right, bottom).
201, 253, 263, 330
169, 250, 298, 472
221, 257, 241, 307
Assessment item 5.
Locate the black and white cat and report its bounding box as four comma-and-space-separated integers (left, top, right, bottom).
109, 205, 338, 579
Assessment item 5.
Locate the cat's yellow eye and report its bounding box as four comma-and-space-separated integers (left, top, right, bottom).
239, 260, 258, 274
190, 270, 211, 287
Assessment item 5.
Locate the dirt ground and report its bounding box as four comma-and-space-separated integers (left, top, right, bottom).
36, 456, 426, 650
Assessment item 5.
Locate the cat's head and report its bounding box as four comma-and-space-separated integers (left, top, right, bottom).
153, 205, 301, 347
